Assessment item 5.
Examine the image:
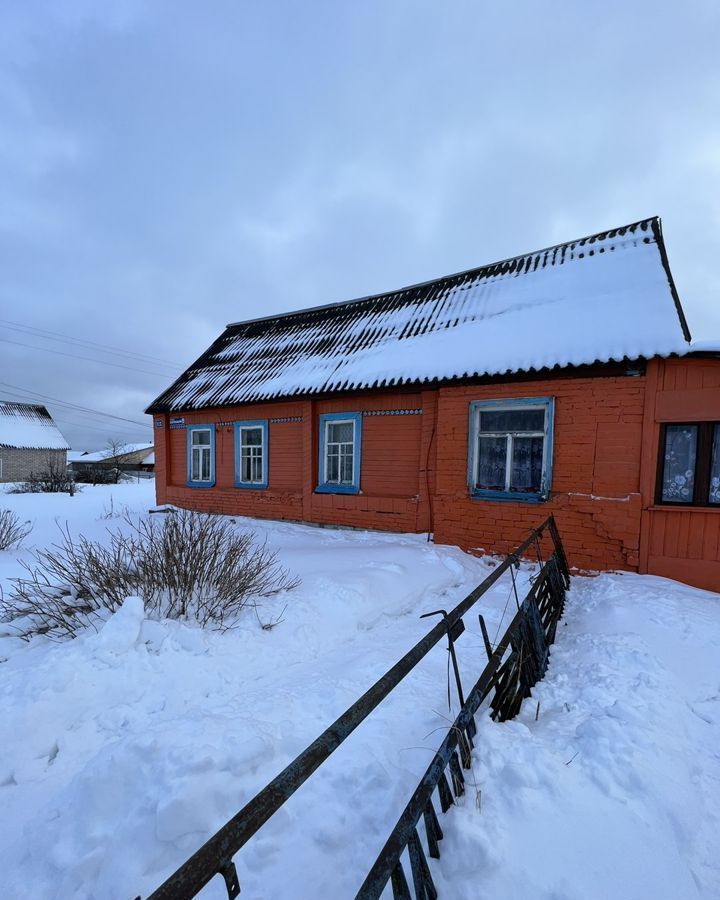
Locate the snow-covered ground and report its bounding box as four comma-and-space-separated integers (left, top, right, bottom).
0, 482, 718, 899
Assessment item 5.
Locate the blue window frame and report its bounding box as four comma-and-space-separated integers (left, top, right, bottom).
467, 398, 554, 502
316, 412, 362, 494
186, 424, 215, 487
234, 420, 268, 489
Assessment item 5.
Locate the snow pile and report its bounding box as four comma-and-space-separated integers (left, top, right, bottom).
0, 483, 718, 899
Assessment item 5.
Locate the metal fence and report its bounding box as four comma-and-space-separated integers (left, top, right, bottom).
140, 516, 569, 900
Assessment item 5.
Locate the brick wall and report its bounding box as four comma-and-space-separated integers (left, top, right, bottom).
431, 376, 646, 572
152, 391, 425, 532
151, 372, 647, 572
0, 448, 67, 483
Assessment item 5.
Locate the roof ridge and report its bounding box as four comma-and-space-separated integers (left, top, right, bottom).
225, 215, 660, 330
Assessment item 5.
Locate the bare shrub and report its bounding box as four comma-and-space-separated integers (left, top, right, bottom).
0, 509, 299, 640
0, 510, 32, 551
11, 457, 77, 494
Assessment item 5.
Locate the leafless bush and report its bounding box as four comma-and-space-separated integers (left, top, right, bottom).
0, 510, 32, 551
11, 457, 77, 494
0, 509, 299, 640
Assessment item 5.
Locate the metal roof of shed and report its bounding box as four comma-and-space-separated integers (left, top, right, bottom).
0, 402, 70, 450
147, 216, 691, 414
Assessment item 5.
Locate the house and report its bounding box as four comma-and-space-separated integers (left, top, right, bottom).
0, 402, 70, 482
67, 443, 155, 481
146, 217, 720, 591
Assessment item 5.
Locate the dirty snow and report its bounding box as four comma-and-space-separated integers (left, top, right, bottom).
0, 482, 718, 899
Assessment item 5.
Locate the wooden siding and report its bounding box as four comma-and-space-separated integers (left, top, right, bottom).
639, 357, 720, 592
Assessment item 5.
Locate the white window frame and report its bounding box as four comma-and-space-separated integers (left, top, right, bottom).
468, 398, 554, 501
187, 425, 215, 486
234, 420, 268, 489
316, 412, 362, 494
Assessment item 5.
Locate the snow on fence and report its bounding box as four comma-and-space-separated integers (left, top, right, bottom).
140, 517, 570, 900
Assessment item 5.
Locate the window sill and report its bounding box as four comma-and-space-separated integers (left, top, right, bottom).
186, 480, 216, 488
470, 490, 547, 504
315, 484, 360, 495
234, 482, 268, 490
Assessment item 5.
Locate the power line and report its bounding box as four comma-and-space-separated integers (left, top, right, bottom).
0, 336, 176, 378
0, 318, 180, 369
0, 382, 151, 428
52, 416, 151, 438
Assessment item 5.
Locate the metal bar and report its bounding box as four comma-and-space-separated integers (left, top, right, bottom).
390, 862, 412, 900
146, 519, 557, 900
356, 544, 569, 899
422, 800, 443, 859
408, 828, 438, 900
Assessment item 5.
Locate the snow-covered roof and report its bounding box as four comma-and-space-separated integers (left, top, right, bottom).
147, 216, 691, 413
0, 403, 70, 451
68, 443, 154, 463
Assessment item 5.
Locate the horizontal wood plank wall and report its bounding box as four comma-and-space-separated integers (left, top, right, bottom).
640, 357, 720, 592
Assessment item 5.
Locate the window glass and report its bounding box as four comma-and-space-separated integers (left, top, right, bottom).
661, 425, 697, 503
240, 430, 262, 483
479, 409, 545, 433
328, 421, 354, 443
325, 420, 355, 485
510, 435, 544, 492
242, 427, 262, 447
476, 435, 507, 490
189, 428, 212, 483
709, 425, 720, 504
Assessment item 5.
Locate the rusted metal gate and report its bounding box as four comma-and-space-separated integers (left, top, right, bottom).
140, 517, 569, 900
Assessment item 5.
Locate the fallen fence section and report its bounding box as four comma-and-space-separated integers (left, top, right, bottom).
141, 517, 569, 900
356, 539, 569, 899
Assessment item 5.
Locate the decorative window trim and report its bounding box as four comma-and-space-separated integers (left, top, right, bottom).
362, 409, 422, 417
316, 412, 362, 494
233, 420, 269, 489
186, 424, 215, 487
655, 421, 720, 507
467, 397, 554, 503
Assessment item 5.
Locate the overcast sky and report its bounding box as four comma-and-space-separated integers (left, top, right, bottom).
1, 1, 719, 450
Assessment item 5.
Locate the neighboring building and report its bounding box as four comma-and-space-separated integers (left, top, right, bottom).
146, 217, 720, 591
67, 443, 155, 481
0, 402, 70, 482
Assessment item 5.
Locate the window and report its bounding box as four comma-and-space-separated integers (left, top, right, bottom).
187, 425, 215, 486
468, 398, 554, 501
316, 412, 361, 494
234, 420, 268, 488
657, 422, 720, 506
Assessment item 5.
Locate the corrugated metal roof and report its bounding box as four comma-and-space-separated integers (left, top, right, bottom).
147, 216, 691, 414
0, 403, 70, 450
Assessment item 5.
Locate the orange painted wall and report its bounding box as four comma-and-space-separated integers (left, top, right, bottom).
430, 375, 645, 572
153, 392, 426, 532
152, 360, 720, 589
639, 357, 720, 592
152, 373, 648, 573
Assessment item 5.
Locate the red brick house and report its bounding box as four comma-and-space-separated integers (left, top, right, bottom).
147, 217, 720, 591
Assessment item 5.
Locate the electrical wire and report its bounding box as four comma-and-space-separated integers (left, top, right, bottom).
0, 318, 179, 369
0, 337, 177, 379
0, 382, 150, 428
